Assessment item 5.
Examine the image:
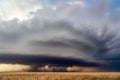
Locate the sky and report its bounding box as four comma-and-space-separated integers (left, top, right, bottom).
0, 0, 120, 72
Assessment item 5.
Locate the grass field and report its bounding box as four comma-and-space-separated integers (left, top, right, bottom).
0, 72, 120, 80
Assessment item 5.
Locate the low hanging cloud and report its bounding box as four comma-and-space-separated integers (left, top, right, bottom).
0, 0, 120, 71
38, 65, 102, 72
0, 54, 100, 71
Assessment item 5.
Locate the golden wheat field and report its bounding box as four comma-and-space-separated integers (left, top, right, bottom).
0, 72, 120, 80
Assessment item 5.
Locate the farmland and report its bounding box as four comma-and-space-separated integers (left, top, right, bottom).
0, 72, 120, 80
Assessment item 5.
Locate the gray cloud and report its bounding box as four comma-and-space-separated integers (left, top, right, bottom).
0, 54, 100, 71
0, 0, 120, 71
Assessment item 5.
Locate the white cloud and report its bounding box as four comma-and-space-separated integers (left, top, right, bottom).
0, 0, 86, 21
0, 0, 43, 21
67, 0, 85, 7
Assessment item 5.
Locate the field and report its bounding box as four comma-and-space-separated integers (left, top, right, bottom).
0, 72, 120, 80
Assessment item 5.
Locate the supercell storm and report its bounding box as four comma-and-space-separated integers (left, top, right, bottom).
0, 0, 120, 71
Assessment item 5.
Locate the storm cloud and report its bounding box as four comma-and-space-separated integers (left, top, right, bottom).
0, 0, 120, 71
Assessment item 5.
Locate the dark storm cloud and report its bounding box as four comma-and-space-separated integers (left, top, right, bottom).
27, 25, 120, 71
0, 20, 120, 71
0, 54, 99, 66
0, 53, 100, 71
29, 39, 96, 54
0, 0, 120, 72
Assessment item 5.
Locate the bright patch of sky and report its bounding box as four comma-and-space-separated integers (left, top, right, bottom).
0, 0, 120, 21
113, 0, 120, 8
0, 0, 87, 21
0, 0, 43, 21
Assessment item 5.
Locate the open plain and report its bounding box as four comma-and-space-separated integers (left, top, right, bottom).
0, 72, 120, 80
